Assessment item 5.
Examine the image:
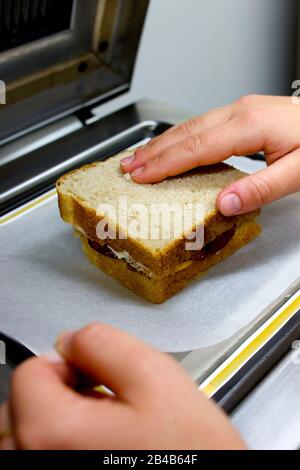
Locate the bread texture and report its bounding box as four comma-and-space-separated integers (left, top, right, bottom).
57, 149, 260, 276
80, 219, 261, 303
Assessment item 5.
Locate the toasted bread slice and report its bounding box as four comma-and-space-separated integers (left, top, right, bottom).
80, 219, 261, 303
56, 149, 260, 277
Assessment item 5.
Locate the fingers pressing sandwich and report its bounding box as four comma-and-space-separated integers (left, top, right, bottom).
120, 104, 234, 178
120, 95, 300, 216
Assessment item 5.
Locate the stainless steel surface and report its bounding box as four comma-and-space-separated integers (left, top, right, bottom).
0, 0, 99, 82
0, 0, 149, 143
0, 115, 82, 166
180, 280, 300, 385
0, 83, 128, 147
232, 350, 300, 450
90, 99, 192, 126
0, 0, 74, 54
0, 99, 192, 208
0, 119, 157, 205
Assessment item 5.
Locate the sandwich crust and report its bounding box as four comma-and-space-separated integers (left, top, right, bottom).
80, 219, 261, 303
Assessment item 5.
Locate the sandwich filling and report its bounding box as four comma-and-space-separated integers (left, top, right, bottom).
88, 240, 154, 277
87, 225, 237, 278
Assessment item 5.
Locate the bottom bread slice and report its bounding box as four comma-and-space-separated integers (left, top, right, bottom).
80, 220, 261, 304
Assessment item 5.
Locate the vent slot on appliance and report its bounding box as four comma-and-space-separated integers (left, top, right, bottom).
0, 0, 150, 144
0, 0, 74, 53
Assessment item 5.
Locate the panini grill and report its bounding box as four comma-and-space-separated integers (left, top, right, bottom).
1, 0, 300, 450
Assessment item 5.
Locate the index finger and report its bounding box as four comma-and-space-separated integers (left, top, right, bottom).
131, 117, 265, 183
121, 105, 233, 174
56, 323, 182, 405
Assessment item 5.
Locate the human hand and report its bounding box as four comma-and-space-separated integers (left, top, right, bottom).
0, 323, 245, 450
121, 95, 300, 216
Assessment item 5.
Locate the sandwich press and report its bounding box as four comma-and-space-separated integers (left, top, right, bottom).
0, 0, 300, 449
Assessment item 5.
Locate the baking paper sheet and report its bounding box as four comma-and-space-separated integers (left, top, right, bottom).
1, 157, 300, 354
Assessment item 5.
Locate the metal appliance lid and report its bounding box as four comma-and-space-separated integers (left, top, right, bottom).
0, 0, 150, 144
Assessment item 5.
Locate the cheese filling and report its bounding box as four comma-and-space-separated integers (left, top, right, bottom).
108, 247, 154, 277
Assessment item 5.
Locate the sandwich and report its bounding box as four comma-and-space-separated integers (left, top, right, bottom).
56, 149, 261, 303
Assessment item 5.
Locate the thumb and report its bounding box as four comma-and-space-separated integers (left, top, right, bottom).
56, 323, 179, 404
217, 150, 300, 215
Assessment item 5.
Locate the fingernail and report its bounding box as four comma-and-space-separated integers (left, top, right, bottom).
219, 193, 242, 216
55, 331, 75, 357
42, 349, 65, 363
131, 166, 145, 177
120, 155, 135, 166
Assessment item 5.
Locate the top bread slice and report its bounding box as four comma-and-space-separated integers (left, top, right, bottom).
56, 149, 258, 276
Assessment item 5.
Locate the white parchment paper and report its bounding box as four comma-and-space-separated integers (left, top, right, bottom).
1, 158, 299, 354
